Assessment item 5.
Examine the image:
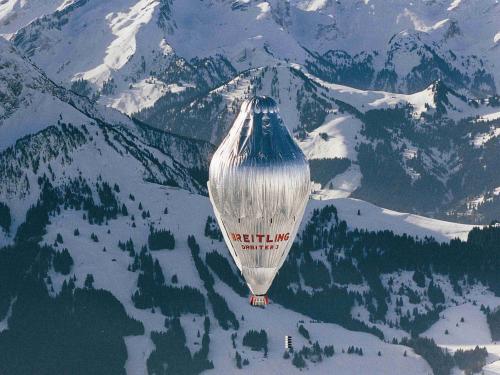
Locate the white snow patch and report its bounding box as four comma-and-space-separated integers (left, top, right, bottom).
100, 78, 177, 115
423, 297, 500, 375
424, 304, 492, 346
447, 0, 462, 11
124, 335, 155, 375
299, 0, 329, 12
77, 0, 159, 84
472, 127, 500, 148
314, 165, 362, 199
476, 112, 500, 122
401, 9, 448, 33
307, 197, 477, 242
256, 2, 271, 20
0, 297, 15, 332
299, 68, 435, 117
298, 113, 362, 160
158, 38, 173, 55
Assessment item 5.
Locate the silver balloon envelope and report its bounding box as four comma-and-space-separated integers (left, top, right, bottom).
208, 96, 311, 302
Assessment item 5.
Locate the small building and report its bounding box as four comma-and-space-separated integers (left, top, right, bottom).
285, 335, 293, 351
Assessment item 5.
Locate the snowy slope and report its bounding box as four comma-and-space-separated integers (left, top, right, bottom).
33, 168, 494, 374
423, 299, 500, 375
306, 197, 476, 242
39, 182, 481, 375
0, 38, 90, 149
0, 38, 211, 242
0, 0, 70, 36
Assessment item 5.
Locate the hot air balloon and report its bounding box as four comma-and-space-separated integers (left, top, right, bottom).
208, 96, 311, 306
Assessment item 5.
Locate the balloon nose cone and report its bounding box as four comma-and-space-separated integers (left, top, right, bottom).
250, 96, 278, 114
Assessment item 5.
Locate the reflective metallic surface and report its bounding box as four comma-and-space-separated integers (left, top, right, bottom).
208, 96, 311, 296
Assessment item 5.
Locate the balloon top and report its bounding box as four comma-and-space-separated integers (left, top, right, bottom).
216, 96, 305, 167
250, 96, 279, 114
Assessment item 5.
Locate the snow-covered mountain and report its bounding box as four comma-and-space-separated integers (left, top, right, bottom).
0, 37, 213, 237
135, 64, 500, 223
1, 2, 500, 375
4, 0, 498, 223
6, 0, 499, 97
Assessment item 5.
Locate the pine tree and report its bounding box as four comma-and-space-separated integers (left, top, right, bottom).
148, 228, 175, 250
53, 249, 74, 275
84, 274, 94, 289
428, 281, 445, 305
292, 353, 306, 369
153, 260, 165, 286
298, 324, 310, 340
412, 270, 426, 288
324, 345, 335, 357
242, 330, 268, 353
235, 351, 242, 369
0, 202, 11, 233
